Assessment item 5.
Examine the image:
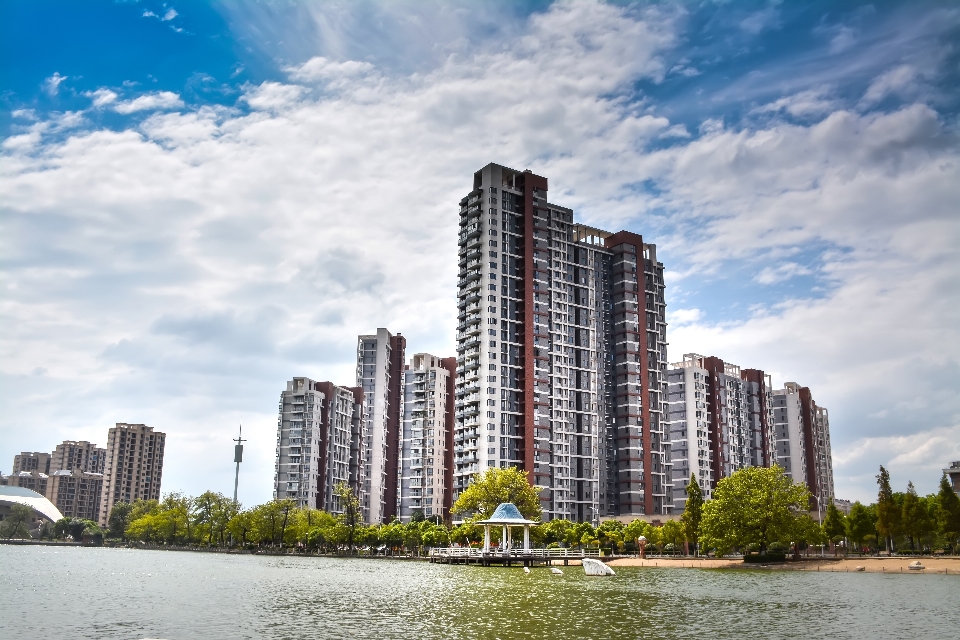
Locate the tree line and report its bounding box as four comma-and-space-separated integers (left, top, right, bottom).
18, 466, 960, 557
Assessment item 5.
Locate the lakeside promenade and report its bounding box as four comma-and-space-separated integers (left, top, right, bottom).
608, 556, 960, 574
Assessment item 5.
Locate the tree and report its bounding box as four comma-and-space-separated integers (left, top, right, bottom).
875, 465, 900, 553
539, 518, 573, 546
935, 474, 960, 552
334, 482, 362, 552
228, 509, 255, 547
660, 520, 685, 555
901, 481, 932, 552
450, 467, 542, 520
1, 504, 33, 539
681, 474, 704, 554
107, 502, 133, 539
699, 466, 810, 556
845, 502, 874, 553
598, 520, 625, 553
793, 514, 825, 557
624, 518, 649, 551
823, 502, 846, 555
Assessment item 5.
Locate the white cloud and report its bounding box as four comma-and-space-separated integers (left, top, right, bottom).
43, 72, 67, 97
829, 26, 858, 54
752, 88, 838, 118
163, 9, 178, 21
86, 88, 118, 108
754, 262, 812, 285
860, 65, 919, 106
113, 91, 185, 114
240, 82, 305, 111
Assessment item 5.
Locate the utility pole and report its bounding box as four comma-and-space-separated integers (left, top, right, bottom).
233, 424, 247, 504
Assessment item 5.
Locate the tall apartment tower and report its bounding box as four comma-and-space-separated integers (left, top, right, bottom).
666, 354, 776, 511
356, 329, 406, 524
772, 382, 835, 507
13, 452, 51, 475
398, 353, 456, 522
274, 377, 365, 513
98, 423, 166, 526
51, 441, 106, 474
453, 163, 669, 521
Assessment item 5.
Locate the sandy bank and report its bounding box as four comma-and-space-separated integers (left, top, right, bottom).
606, 556, 960, 574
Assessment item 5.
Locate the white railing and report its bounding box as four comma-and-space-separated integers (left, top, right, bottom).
429, 547, 596, 559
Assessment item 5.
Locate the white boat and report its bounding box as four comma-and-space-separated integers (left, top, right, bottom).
582, 558, 616, 576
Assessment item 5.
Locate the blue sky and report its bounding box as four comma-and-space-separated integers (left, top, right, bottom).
2, 0, 959, 506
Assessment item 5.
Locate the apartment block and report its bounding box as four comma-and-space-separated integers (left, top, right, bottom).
453, 163, 669, 522
0, 470, 49, 496
51, 441, 106, 475
356, 329, 406, 524
47, 468, 103, 521
666, 354, 776, 511
13, 452, 51, 475
274, 377, 365, 514
398, 353, 456, 522
772, 382, 834, 505
98, 424, 166, 526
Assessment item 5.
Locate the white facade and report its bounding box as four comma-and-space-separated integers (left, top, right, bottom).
275, 377, 325, 508
772, 383, 807, 485
398, 354, 452, 521
666, 362, 714, 509
356, 329, 398, 524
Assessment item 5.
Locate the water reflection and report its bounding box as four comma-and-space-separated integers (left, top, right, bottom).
1, 547, 957, 640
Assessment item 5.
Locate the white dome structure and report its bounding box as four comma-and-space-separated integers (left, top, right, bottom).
0, 485, 64, 524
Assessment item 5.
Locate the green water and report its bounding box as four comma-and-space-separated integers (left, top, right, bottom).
1, 546, 957, 639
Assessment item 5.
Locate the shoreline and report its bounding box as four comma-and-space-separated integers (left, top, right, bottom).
607, 556, 960, 574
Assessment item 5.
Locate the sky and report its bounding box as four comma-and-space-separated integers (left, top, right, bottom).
2, 0, 958, 507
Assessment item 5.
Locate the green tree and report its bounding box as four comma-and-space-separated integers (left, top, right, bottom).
334, 482, 362, 551
107, 502, 133, 539
450, 467, 542, 520
539, 518, 573, 546
794, 513, 825, 557
901, 481, 932, 552
699, 466, 810, 556
624, 518, 649, 549
598, 520, 625, 553
823, 502, 847, 555
875, 465, 900, 553
935, 474, 960, 552
660, 520, 685, 555
1, 504, 34, 539
228, 509, 255, 546
845, 501, 874, 553
681, 474, 704, 555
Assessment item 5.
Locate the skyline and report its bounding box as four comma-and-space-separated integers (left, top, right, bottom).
2, 0, 959, 505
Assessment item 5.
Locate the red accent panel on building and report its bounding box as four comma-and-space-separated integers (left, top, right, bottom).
441, 356, 457, 521
384, 334, 407, 521
521, 170, 548, 484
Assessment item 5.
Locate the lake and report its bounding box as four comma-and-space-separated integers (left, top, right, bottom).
1, 545, 957, 639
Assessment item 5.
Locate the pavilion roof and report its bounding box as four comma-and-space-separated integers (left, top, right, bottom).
476, 502, 538, 525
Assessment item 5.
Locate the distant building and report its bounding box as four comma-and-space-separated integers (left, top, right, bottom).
51, 441, 106, 474
1, 470, 49, 497
356, 329, 406, 524
13, 452, 51, 475
773, 383, 834, 507
98, 424, 166, 526
398, 354, 456, 522
665, 354, 776, 511
274, 377, 365, 514
48, 469, 103, 521
945, 461, 960, 494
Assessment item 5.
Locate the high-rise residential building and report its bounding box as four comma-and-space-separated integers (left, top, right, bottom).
47, 468, 103, 521
12, 452, 51, 475
665, 354, 776, 511
0, 470, 49, 496
274, 377, 365, 513
772, 382, 835, 506
453, 163, 669, 522
356, 329, 406, 524
51, 441, 106, 474
98, 423, 166, 526
398, 353, 456, 522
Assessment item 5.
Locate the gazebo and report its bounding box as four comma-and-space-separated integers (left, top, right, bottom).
477, 503, 538, 553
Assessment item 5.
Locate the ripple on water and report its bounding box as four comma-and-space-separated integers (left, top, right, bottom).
1, 547, 958, 639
